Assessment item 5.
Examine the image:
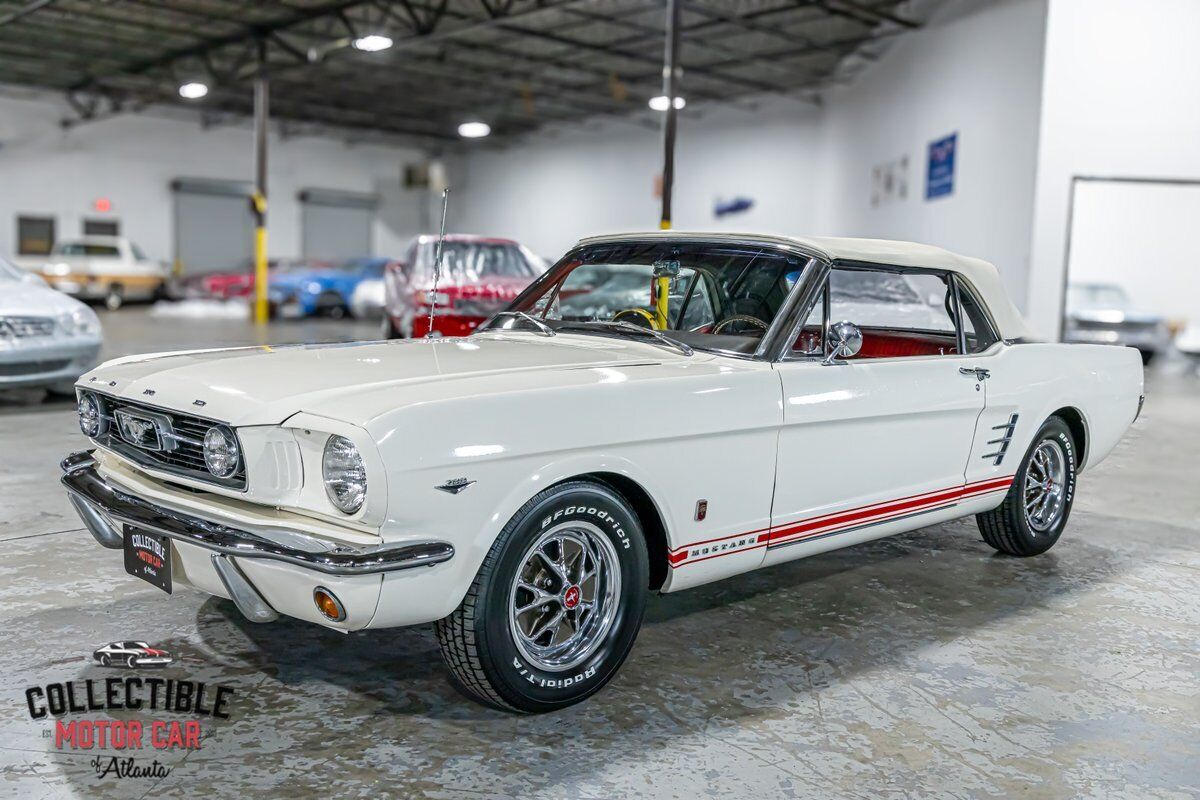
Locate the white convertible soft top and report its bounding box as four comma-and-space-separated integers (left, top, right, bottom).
578, 231, 1036, 341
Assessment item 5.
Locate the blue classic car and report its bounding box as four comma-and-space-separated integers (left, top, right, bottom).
269, 258, 390, 319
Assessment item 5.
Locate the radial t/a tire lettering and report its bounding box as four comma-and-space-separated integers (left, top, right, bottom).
435, 480, 649, 712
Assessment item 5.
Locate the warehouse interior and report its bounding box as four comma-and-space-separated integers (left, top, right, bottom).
1, 0, 1197, 797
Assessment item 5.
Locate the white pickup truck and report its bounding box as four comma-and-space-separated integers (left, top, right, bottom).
41, 236, 166, 309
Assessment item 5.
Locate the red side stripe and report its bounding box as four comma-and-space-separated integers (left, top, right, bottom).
669, 476, 1013, 567
668, 476, 1010, 556
768, 477, 1013, 545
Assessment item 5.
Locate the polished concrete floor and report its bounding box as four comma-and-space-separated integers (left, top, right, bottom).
1, 307, 1197, 799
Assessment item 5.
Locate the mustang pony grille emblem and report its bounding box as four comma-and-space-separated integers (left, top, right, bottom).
436, 478, 476, 495
113, 408, 179, 452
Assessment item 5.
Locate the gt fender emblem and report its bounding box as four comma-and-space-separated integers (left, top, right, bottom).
435, 478, 475, 495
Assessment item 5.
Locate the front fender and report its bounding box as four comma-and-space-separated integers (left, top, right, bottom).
368, 450, 677, 628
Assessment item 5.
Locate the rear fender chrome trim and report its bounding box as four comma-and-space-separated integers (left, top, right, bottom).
61, 451, 454, 576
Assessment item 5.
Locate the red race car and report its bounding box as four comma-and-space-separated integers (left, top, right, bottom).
382, 234, 546, 339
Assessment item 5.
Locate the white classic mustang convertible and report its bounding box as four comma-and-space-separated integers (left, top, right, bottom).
62, 233, 1143, 712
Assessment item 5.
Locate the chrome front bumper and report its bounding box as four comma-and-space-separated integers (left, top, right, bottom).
60, 450, 454, 576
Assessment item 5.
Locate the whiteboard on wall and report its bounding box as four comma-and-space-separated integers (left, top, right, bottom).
1066, 179, 1200, 325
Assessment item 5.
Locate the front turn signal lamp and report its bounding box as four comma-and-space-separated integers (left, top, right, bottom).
313, 587, 346, 622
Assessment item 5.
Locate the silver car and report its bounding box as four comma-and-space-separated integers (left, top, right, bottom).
1064, 283, 1169, 365
1, 257, 102, 395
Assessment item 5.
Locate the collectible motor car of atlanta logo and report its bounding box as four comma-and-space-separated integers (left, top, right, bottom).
23, 644, 239, 780
93, 641, 175, 669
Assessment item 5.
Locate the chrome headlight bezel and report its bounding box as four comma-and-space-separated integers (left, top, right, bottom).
77, 391, 104, 437
203, 425, 241, 479
322, 434, 367, 515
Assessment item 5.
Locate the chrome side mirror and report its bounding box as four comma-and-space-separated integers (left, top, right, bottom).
823, 320, 863, 365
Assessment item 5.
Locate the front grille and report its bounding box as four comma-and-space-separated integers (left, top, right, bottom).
0, 359, 71, 376
91, 393, 246, 490
0, 316, 55, 338
1072, 318, 1157, 333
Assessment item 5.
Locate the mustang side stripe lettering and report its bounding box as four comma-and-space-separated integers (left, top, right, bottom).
668, 476, 1014, 568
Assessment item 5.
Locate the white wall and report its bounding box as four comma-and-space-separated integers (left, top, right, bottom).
816, 0, 1047, 307
1066, 180, 1200, 324
1027, 0, 1200, 337
450, 0, 1048, 304
449, 103, 826, 259
0, 92, 430, 268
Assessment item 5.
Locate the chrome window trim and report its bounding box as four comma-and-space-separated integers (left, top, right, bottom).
775, 258, 1006, 364
951, 274, 1004, 354
770, 257, 832, 363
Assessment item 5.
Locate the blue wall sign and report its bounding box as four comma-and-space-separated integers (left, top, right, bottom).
714, 196, 754, 217
926, 133, 957, 200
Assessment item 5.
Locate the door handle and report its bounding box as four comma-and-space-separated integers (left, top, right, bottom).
959, 366, 990, 380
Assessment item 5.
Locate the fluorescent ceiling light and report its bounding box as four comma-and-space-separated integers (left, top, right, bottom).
352, 34, 393, 52
458, 121, 491, 139
648, 95, 685, 111
178, 82, 209, 100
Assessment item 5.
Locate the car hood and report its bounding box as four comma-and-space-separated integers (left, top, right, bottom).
0, 279, 87, 316
81, 333, 680, 427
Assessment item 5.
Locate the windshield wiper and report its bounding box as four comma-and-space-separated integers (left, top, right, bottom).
560, 320, 693, 356
490, 311, 555, 337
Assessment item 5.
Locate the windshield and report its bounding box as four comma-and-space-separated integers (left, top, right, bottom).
55, 242, 120, 257
0, 257, 26, 282
491, 240, 809, 354
1068, 283, 1130, 310
418, 241, 537, 283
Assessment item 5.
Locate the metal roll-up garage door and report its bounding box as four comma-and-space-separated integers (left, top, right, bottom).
300, 188, 377, 260
172, 178, 255, 276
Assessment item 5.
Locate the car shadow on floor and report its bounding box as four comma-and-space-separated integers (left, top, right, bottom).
188, 515, 1124, 724
35, 511, 1175, 796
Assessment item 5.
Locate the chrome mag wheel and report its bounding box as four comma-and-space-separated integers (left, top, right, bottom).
1024, 438, 1067, 533
508, 521, 621, 672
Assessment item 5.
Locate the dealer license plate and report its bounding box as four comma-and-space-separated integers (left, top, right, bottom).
123, 526, 173, 594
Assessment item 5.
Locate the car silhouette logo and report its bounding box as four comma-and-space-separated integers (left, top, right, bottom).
93, 641, 175, 669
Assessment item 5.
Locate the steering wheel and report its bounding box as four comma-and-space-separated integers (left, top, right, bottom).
712, 314, 769, 335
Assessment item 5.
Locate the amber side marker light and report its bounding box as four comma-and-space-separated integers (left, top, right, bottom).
313, 587, 347, 622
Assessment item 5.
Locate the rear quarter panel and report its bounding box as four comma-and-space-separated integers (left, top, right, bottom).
964, 342, 1143, 491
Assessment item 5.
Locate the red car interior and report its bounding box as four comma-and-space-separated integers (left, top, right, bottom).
855, 328, 959, 358
793, 327, 959, 359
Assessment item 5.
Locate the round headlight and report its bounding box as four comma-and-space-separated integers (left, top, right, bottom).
322, 435, 366, 514
77, 392, 101, 437
203, 426, 240, 478
59, 307, 100, 337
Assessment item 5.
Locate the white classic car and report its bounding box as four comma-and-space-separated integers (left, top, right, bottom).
1, 256, 102, 395
61, 233, 1144, 712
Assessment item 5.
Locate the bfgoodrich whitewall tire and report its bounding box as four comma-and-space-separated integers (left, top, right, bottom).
976, 416, 1078, 557
435, 481, 648, 712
